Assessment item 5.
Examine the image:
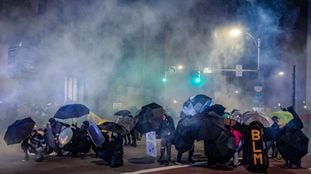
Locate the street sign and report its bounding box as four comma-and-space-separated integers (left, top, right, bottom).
113, 102, 122, 110
236, 65, 243, 77
254, 85, 263, 93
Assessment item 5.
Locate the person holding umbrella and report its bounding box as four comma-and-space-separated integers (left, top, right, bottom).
21, 129, 37, 161
157, 113, 175, 165
277, 106, 305, 169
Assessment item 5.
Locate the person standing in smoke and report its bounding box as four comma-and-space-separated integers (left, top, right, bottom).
265, 116, 280, 159
157, 113, 175, 165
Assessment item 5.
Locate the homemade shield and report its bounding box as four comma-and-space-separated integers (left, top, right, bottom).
54, 104, 89, 119
58, 127, 73, 147
270, 111, 293, 126
243, 111, 273, 127
87, 123, 105, 147
4, 117, 35, 145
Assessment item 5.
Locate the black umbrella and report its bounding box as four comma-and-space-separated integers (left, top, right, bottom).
141, 102, 162, 111
135, 103, 165, 134
54, 104, 89, 119
174, 116, 199, 153
197, 111, 224, 141
115, 116, 135, 133
114, 110, 131, 117
202, 107, 235, 164
204, 130, 236, 164
4, 117, 35, 145
277, 129, 309, 161
98, 122, 127, 135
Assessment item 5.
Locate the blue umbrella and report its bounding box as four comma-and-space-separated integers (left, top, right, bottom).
4, 117, 35, 145
181, 94, 212, 117
54, 104, 90, 119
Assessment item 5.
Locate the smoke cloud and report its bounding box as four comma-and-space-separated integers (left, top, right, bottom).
0, 0, 308, 153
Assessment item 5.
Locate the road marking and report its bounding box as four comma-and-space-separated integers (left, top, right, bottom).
122, 165, 190, 174
122, 162, 206, 174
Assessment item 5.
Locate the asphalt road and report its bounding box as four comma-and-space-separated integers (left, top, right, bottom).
0, 138, 310, 174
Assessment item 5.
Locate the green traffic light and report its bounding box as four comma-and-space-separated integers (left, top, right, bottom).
162, 77, 167, 82
195, 77, 201, 83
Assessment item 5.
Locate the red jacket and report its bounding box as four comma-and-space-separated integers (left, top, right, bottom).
231, 129, 244, 147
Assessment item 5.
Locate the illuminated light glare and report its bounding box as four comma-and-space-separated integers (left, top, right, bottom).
277, 103, 281, 107
229, 28, 242, 37
235, 90, 239, 94
195, 77, 201, 83
162, 77, 167, 82
203, 67, 213, 74
304, 105, 307, 109
173, 100, 177, 104
177, 65, 183, 70
278, 71, 285, 76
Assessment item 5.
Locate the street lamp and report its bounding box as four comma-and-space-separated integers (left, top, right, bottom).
278, 71, 285, 76
177, 65, 184, 70
229, 28, 261, 71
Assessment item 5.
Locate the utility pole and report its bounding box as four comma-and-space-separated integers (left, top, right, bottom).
292, 65, 296, 109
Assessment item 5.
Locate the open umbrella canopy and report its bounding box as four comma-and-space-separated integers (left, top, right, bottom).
181, 94, 212, 117
204, 130, 236, 164
277, 129, 309, 161
4, 117, 35, 145
115, 116, 135, 133
114, 110, 131, 117
270, 111, 293, 126
54, 104, 90, 119
196, 111, 225, 141
182, 94, 212, 116
135, 102, 165, 134
243, 111, 273, 127
98, 122, 127, 135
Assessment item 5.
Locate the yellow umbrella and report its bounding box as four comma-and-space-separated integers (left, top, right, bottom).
270, 111, 293, 126
87, 112, 108, 125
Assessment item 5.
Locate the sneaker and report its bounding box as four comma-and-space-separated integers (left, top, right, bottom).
157, 158, 164, 163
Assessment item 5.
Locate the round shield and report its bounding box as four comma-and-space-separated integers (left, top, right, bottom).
58, 127, 73, 147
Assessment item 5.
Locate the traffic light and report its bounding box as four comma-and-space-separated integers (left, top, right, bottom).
191, 70, 203, 86
162, 74, 167, 83
162, 77, 167, 82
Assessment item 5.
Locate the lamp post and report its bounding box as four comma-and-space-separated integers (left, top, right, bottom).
229, 28, 263, 110
229, 28, 260, 71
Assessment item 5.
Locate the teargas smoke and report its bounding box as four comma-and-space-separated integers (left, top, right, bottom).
0, 0, 308, 154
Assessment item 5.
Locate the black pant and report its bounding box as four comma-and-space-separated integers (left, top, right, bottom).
177, 145, 194, 162
159, 137, 172, 162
